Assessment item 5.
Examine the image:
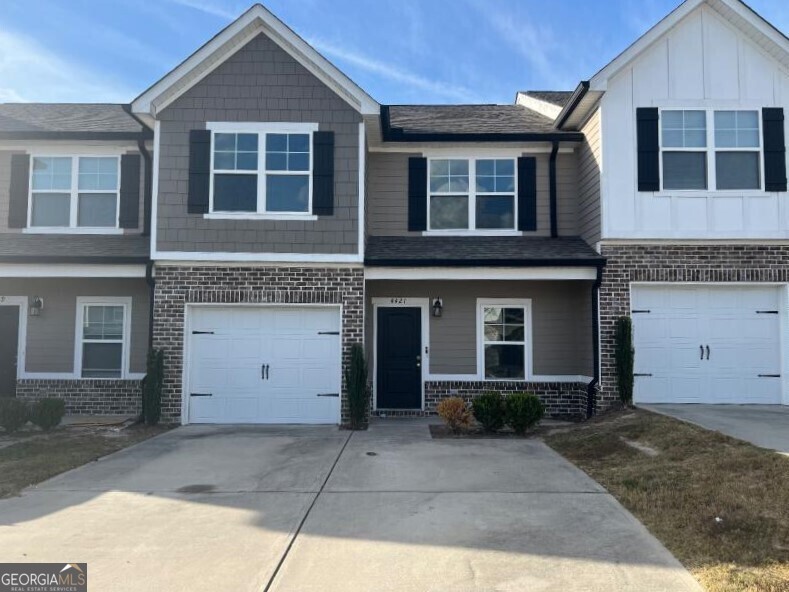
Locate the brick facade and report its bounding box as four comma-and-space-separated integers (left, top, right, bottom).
372, 381, 589, 421
599, 243, 789, 409
152, 265, 364, 424
16, 379, 142, 415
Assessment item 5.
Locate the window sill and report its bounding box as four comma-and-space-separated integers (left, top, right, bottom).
204, 213, 318, 221
23, 227, 124, 235
649, 191, 767, 198
421, 230, 522, 237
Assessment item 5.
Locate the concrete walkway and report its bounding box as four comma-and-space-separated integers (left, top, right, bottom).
641, 404, 789, 454
0, 420, 701, 592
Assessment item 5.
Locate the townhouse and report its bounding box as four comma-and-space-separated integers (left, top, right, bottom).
0, 0, 786, 425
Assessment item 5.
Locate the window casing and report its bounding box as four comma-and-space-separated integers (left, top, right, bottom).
478, 299, 531, 380
428, 158, 517, 232
208, 123, 316, 217
659, 109, 762, 191
28, 155, 120, 230
75, 298, 131, 379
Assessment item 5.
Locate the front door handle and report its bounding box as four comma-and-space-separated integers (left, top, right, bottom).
700, 345, 704, 360
261, 364, 270, 380
706, 345, 710, 360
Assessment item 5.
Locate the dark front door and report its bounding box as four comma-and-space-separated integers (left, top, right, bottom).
0, 307, 19, 397
377, 307, 422, 409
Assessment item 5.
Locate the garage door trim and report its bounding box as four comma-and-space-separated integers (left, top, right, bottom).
181, 303, 343, 425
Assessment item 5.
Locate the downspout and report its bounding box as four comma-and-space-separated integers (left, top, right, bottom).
586, 264, 603, 419
137, 138, 153, 237
145, 260, 155, 351
549, 141, 559, 238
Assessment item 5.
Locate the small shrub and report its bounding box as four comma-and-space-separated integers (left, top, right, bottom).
345, 344, 369, 430
504, 393, 544, 435
472, 391, 505, 432
142, 348, 164, 426
0, 398, 29, 433
436, 397, 472, 434
614, 316, 634, 406
29, 398, 65, 431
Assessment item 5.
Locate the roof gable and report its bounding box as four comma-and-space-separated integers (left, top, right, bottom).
131, 3, 379, 118
589, 0, 789, 91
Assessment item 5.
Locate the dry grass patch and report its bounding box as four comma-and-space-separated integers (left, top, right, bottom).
545, 409, 789, 592
0, 424, 170, 498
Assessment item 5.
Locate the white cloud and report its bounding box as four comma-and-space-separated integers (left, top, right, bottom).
0, 29, 135, 103
310, 38, 482, 103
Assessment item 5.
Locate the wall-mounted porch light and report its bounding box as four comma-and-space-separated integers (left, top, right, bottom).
432, 297, 443, 318
29, 296, 44, 317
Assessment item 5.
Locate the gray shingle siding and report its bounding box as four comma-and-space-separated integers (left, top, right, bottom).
156, 33, 361, 255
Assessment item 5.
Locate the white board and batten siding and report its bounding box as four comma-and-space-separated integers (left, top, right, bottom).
631, 284, 789, 405
601, 4, 789, 239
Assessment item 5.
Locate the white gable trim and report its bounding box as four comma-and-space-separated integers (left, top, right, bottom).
589, 0, 789, 91
131, 4, 379, 117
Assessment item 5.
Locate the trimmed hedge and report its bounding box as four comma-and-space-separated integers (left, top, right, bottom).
504, 393, 544, 435
472, 391, 505, 432
0, 398, 29, 433
29, 398, 65, 431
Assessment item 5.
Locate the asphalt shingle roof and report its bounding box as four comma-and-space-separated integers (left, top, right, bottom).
519, 91, 575, 108
385, 104, 557, 135
0, 234, 149, 263
0, 104, 148, 135
365, 236, 604, 267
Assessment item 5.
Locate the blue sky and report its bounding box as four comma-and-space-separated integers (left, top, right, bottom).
0, 0, 786, 105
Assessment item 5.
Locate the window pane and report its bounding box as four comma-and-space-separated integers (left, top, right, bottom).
266, 134, 287, 152
484, 344, 525, 379
663, 152, 707, 190
430, 159, 468, 193
214, 152, 235, 170
266, 175, 309, 212
236, 152, 258, 171
82, 343, 122, 378
265, 133, 310, 173
714, 110, 759, 148
476, 195, 514, 229
214, 133, 258, 172
237, 133, 258, 152
503, 308, 524, 324
79, 157, 117, 190
83, 305, 124, 340
484, 307, 503, 323
430, 195, 469, 229
288, 153, 310, 171
475, 158, 514, 193
266, 153, 287, 171
716, 152, 760, 190
32, 157, 71, 190
288, 134, 310, 153
214, 133, 235, 151
78, 193, 117, 227
484, 325, 504, 341
662, 110, 706, 148
31, 193, 70, 226
213, 174, 257, 211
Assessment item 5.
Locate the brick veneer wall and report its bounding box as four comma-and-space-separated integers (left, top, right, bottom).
599, 243, 789, 410
372, 381, 589, 421
16, 379, 142, 415
153, 265, 364, 424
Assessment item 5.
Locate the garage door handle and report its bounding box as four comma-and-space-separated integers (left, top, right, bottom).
190, 393, 212, 397
706, 345, 710, 360
700, 345, 704, 360
633, 373, 652, 377
317, 393, 339, 397
758, 374, 781, 378
261, 364, 269, 380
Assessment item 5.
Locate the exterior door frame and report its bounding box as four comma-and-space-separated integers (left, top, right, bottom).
0, 296, 27, 392
182, 302, 344, 425
372, 297, 429, 411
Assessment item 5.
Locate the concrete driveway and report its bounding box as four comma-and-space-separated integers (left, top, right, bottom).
0, 420, 700, 592
641, 404, 789, 454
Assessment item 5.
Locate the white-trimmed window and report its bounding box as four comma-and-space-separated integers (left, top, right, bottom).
29, 155, 120, 229
208, 123, 315, 216
478, 299, 531, 380
660, 109, 761, 191
428, 158, 516, 231
76, 297, 131, 379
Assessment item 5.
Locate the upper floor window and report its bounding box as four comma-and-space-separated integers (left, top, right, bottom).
210, 125, 313, 215
428, 158, 516, 231
660, 109, 761, 191
29, 156, 120, 228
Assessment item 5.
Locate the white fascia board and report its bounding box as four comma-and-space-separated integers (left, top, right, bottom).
0, 264, 147, 278
153, 251, 363, 264
131, 5, 379, 116
364, 267, 599, 281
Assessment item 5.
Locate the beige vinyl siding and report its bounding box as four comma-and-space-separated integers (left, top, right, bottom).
578, 109, 602, 244
366, 280, 593, 377
0, 278, 149, 374
366, 151, 580, 237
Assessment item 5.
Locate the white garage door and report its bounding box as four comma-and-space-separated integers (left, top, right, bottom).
632, 285, 782, 404
186, 306, 341, 424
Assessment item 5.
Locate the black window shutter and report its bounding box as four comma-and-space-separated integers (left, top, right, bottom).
636, 107, 660, 192
312, 131, 334, 215
8, 153, 30, 228
517, 156, 537, 231
408, 157, 427, 231
118, 154, 141, 229
763, 108, 787, 192
188, 129, 211, 214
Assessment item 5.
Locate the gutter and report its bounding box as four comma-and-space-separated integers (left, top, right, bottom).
587, 264, 604, 419
549, 141, 559, 238
364, 257, 605, 268
554, 81, 589, 130
0, 131, 153, 141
